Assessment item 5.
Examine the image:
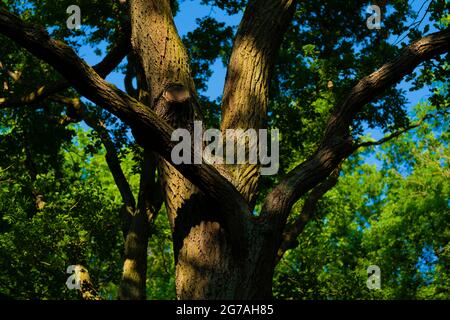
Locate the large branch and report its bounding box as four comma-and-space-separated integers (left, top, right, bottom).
273, 112, 440, 262
128, 0, 205, 238
53, 96, 162, 300
261, 27, 450, 233
0, 8, 251, 238
0, 22, 130, 109
222, 0, 297, 130
274, 112, 439, 261
219, 0, 297, 204
119, 148, 163, 300
276, 168, 340, 262
323, 29, 450, 140
129, 0, 195, 103
48, 94, 137, 216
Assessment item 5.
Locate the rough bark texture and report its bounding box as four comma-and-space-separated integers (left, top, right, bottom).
128, 0, 250, 299
119, 58, 163, 300
220, 0, 296, 206
1, 2, 449, 300
118, 150, 161, 300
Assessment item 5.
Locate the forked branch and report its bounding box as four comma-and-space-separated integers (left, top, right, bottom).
262, 27, 450, 234
0, 23, 131, 109
0, 8, 252, 243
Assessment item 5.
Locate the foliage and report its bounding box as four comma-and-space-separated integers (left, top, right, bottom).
0, 0, 449, 299
0, 126, 125, 299
273, 111, 450, 299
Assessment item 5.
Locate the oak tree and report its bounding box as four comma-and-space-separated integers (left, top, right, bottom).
0, 0, 449, 299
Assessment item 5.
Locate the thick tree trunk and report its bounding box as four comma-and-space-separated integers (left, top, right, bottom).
174, 215, 277, 299
128, 0, 281, 299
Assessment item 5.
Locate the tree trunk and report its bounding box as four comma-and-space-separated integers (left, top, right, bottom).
174, 210, 277, 299
119, 149, 161, 300
128, 0, 280, 299
118, 208, 150, 300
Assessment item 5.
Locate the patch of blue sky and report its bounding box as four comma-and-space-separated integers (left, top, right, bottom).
65, 1, 442, 174
360, 0, 439, 170
174, 0, 243, 99
355, 211, 372, 232
416, 245, 438, 285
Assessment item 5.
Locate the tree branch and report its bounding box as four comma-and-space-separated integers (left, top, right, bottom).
84, 113, 136, 210
0, 22, 131, 109
75, 265, 102, 300
222, 0, 297, 131
0, 8, 251, 239
49, 94, 137, 211
354, 115, 432, 149
261, 27, 450, 234
124, 57, 138, 99
273, 116, 433, 262
129, 0, 196, 103
118, 148, 162, 300
276, 168, 340, 262
323, 28, 450, 139
219, 0, 297, 204
273, 112, 437, 262
136, 148, 163, 221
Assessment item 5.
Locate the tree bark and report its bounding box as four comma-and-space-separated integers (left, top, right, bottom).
127, 0, 274, 299
119, 57, 163, 300
221, 0, 296, 206
1, 2, 449, 300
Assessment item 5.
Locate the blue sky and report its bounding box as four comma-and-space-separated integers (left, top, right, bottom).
174, 1, 242, 100
77, 0, 436, 152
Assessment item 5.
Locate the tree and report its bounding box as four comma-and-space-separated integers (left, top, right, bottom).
0, 126, 125, 299
274, 110, 450, 299
0, 0, 449, 299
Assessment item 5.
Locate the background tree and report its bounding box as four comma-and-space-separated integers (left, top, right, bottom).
274, 104, 450, 299
0, 0, 449, 299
